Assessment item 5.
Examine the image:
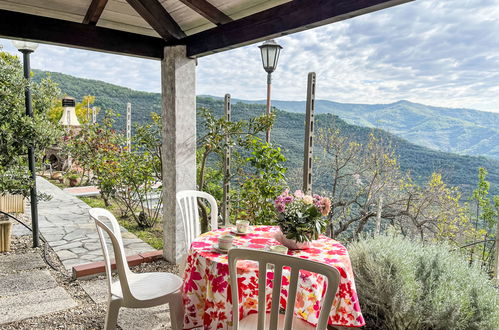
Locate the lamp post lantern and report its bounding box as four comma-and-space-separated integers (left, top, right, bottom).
259, 39, 282, 143
12, 40, 40, 248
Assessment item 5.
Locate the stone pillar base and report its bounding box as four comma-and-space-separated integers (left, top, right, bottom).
0, 220, 13, 252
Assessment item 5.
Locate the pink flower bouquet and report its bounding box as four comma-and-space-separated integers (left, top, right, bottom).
274, 189, 331, 244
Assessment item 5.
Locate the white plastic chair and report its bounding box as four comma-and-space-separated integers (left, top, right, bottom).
228, 248, 340, 330
89, 208, 184, 330
176, 190, 219, 250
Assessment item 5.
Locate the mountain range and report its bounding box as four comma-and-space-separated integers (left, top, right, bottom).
32, 70, 499, 196
209, 97, 499, 160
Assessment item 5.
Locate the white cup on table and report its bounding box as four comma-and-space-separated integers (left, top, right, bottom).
236, 220, 250, 233
218, 234, 234, 250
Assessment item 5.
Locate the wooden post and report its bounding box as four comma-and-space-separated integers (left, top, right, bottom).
92, 106, 97, 123
375, 196, 383, 235
0, 219, 13, 252
302, 72, 316, 194
222, 94, 231, 226
161, 45, 197, 264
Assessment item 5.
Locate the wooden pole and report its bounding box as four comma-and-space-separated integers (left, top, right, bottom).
222, 94, 231, 226
302, 72, 316, 194
375, 195, 383, 235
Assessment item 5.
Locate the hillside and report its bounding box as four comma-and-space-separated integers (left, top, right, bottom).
198, 97, 499, 196
228, 98, 499, 160
33, 71, 499, 196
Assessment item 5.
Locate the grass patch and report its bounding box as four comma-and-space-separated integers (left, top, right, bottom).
78, 196, 164, 250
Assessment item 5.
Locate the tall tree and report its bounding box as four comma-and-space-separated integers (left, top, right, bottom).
0, 50, 61, 196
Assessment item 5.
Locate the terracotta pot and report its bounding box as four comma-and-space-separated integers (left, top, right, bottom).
51, 171, 63, 180
69, 178, 80, 187
0, 220, 13, 252
274, 230, 312, 250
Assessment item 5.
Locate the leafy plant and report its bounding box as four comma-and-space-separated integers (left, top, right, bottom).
349, 234, 499, 330
0, 50, 62, 197
274, 190, 331, 242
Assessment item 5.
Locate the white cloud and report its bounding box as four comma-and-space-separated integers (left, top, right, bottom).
2, 0, 499, 111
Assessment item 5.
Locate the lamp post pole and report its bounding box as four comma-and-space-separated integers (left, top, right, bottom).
259, 40, 282, 144
22, 49, 39, 248
265, 73, 272, 142
14, 41, 39, 248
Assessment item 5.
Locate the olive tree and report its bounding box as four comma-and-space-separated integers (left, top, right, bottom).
0, 50, 61, 196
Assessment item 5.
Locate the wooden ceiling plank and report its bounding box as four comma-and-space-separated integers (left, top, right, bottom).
83, 0, 109, 25
0, 9, 165, 59
178, 0, 232, 25
180, 0, 413, 57
125, 0, 186, 40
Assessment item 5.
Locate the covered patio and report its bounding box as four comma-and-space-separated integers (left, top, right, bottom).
0, 0, 411, 263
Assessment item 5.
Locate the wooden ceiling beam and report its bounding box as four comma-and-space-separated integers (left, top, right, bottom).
180, 0, 413, 57
0, 9, 166, 59
83, 0, 109, 25
125, 0, 186, 40
178, 0, 232, 25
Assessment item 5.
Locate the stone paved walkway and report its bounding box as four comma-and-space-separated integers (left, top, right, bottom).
35, 177, 156, 270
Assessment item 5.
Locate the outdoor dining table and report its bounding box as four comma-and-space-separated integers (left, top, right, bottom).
182, 225, 365, 329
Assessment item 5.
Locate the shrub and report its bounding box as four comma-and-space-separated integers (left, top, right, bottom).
349, 235, 499, 330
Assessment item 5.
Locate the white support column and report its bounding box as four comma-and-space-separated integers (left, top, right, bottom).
161, 45, 196, 264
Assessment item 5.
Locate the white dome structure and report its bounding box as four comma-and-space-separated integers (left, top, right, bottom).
59, 97, 81, 127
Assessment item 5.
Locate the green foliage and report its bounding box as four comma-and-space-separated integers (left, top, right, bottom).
232, 138, 287, 225
197, 107, 285, 226
68, 111, 162, 228
349, 235, 499, 330
0, 51, 62, 196
468, 168, 498, 272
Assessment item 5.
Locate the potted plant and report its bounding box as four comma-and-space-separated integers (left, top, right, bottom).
66, 172, 80, 187
274, 189, 331, 249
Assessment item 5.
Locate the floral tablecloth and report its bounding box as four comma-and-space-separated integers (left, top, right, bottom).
182, 226, 365, 329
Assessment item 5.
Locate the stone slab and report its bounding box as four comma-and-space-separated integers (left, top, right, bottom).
79, 278, 108, 304
0, 269, 57, 296
0, 287, 77, 324
0, 252, 46, 274
118, 306, 172, 330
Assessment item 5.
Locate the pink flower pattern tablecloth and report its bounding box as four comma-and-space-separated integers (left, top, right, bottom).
182, 226, 365, 329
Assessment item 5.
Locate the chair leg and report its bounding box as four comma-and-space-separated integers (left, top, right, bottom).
105, 296, 122, 330
168, 291, 184, 330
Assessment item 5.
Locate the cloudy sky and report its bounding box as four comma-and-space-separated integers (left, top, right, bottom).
1, 0, 499, 112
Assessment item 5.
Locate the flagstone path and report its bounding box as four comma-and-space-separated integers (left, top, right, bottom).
35, 177, 156, 270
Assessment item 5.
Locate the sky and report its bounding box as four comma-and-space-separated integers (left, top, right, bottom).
1, 0, 499, 112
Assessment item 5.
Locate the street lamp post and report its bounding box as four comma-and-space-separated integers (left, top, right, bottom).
259, 40, 282, 143
12, 40, 40, 248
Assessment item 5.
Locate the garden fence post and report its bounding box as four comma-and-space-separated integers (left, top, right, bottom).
302, 72, 316, 194
222, 94, 231, 226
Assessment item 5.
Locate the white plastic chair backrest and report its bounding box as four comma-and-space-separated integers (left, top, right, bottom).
228, 248, 340, 330
89, 208, 134, 301
176, 190, 218, 249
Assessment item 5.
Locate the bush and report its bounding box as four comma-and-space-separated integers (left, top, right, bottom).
349, 235, 499, 330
